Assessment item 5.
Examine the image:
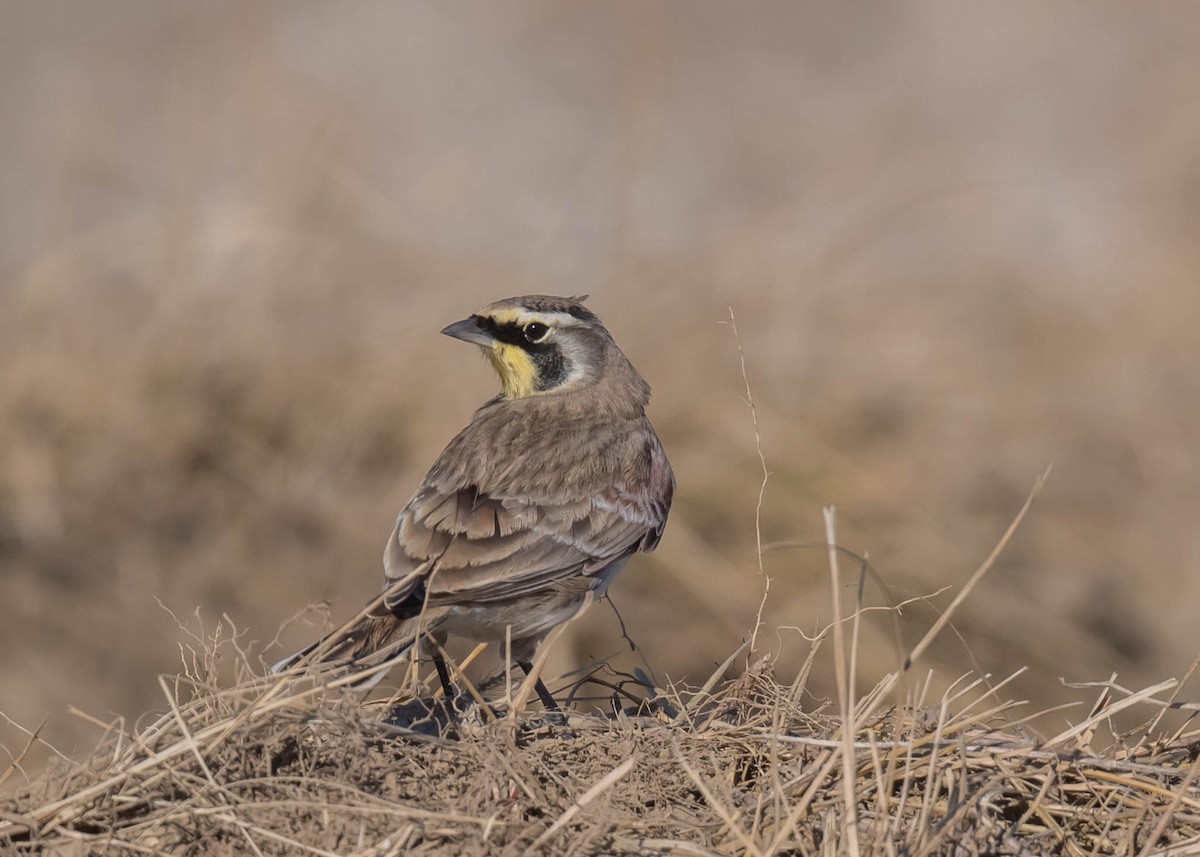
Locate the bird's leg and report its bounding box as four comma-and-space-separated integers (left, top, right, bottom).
518, 661, 562, 713
432, 652, 457, 701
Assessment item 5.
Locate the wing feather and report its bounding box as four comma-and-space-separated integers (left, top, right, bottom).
382, 413, 673, 614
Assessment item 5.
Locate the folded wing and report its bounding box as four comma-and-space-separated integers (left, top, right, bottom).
382, 425, 673, 614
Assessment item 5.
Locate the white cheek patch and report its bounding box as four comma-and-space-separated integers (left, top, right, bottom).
552, 337, 590, 389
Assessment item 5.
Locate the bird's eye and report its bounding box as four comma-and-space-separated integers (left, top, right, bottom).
523, 322, 550, 343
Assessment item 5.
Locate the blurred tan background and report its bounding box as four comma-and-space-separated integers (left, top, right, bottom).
4, 1, 1200, 769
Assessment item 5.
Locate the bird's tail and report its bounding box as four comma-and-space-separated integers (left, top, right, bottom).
269, 613, 423, 690
270, 567, 433, 690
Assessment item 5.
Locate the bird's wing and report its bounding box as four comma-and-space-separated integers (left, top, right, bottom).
382, 426, 672, 611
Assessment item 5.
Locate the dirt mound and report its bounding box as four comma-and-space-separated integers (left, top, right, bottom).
5, 632, 1199, 855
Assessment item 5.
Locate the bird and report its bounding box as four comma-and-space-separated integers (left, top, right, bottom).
272, 294, 674, 712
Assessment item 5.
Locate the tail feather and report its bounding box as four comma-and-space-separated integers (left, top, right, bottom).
269, 613, 421, 688
270, 565, 435, 687
269, 638, 322, 675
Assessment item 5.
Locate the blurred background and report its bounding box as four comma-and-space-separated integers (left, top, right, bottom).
4, 1, 1200, 770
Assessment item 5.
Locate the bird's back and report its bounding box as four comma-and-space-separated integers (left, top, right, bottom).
382, 386, 673, 617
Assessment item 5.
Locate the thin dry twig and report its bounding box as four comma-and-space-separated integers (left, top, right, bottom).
824, 506, 861, 857
724, 307, 772, 656
903, 466, 1050, 672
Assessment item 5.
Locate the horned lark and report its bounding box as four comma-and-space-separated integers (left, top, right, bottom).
273, 295, 674, 708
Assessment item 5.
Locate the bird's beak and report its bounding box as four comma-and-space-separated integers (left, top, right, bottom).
440, 315, 495, 348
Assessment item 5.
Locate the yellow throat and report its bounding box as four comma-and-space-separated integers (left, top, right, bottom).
484, 342, 538, 399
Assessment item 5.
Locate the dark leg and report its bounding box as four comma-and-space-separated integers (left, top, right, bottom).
432, 652, 457, 700
518, 661, 561, 713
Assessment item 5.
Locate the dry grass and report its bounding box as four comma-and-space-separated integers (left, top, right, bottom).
4, 484, 1200, 856
9, 664, 1198, 857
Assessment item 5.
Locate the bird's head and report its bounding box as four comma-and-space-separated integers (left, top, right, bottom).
441, 295, 648, 405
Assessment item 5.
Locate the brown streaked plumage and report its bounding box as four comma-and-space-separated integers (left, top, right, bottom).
273, 295, 673, 698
